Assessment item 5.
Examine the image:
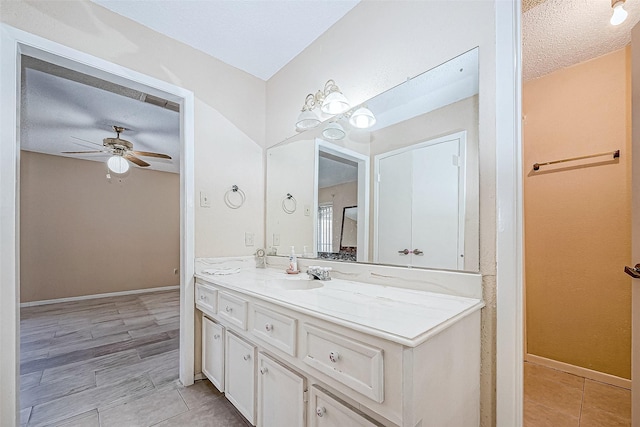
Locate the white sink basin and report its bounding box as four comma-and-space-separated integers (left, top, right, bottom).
266, 278, 324, 291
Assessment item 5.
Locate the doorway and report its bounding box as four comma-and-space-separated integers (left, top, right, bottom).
0, 25, 195, 425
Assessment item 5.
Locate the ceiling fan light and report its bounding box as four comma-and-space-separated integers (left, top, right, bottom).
611, 0, 628, 25
296, 109, 320, 131
321, 91, 350, 115
107, 155, 130, 174
349, 107, 377, 129
322, 122, 346, 140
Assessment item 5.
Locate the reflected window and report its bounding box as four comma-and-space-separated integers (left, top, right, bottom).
317, 204, 333, 253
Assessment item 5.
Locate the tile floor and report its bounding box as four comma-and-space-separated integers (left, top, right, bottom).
20, 290, 250, 427
524, 361, 631, 427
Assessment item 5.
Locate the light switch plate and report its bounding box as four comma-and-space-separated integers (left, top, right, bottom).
273, 233, 280, 246
245, 232, 255, 246
200, 191, 211, 207
304, 205, 311, 216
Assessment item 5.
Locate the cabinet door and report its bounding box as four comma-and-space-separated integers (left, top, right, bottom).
310, 386, 379, 427
202, 316, 224, 392
225, 332, 256, 425
257, 353, 305, 427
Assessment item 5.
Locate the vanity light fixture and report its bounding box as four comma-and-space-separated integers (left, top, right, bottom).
107, 155, 129, 174
322, 122, 346, 140
611, 0, 628, 25
349, 106, 377, 129
295, 79, 351, 131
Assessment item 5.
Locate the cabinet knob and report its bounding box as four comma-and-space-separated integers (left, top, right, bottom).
260, 367, 268, 375
243, 354, 251, 361
225, 306, 233, 313
265, 323, 273, 332
199, 295, 205, 300
316, 406, 326, 417
398, 249, 410, 255
412, 249, 424, 255
329, 351, 340, 363
213, 334, 220, 340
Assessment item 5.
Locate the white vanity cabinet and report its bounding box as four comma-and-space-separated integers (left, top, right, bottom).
195, 274, 482, 427
257, 352, 306, 427
202, 316, 225, 392
225, 331, 257, 424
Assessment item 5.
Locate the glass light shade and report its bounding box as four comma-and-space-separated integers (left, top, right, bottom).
322, 122, 346, 140
321, 91, 350, 115
107, 155, 130, 174
349, 107, 377, 129
611, 1, 628, 25
296, 109, 320, 130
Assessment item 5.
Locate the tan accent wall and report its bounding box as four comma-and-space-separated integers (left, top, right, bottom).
523, 47, 632, 379
20, 151, 180, 302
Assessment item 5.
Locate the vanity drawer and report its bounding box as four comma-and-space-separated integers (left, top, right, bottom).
251, 304, 297, 356
310, 385, 382, 427
195, 283, 218, 315
302, 324, 384, 403
218, 291, 248, 330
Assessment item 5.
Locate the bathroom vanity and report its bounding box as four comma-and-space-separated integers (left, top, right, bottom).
194, 262, 483, 427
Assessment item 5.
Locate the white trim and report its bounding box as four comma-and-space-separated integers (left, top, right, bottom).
525, 354, 631, 390
0, 24, 196, 426
19, 286, 180, 307
314, 139, 370, 262
495, 1, 523, 426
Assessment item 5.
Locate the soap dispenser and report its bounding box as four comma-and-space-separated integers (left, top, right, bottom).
287, 246, 298, 274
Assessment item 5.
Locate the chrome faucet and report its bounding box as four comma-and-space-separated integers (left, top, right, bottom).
306, 266, 332, 281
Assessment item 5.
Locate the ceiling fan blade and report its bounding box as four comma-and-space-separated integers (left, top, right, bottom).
61, 150, 106, 154
70, 136, 103, 147
132, 151, 172, 159
124, 154, 150, 167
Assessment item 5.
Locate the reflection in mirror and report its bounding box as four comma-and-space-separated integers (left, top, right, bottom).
266, 47, 479, 272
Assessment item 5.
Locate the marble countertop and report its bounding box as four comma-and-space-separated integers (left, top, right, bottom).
195, 263, 484, 347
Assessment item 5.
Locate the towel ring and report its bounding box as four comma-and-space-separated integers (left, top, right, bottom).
282, 193, 297, 214
224, 185, 245, 209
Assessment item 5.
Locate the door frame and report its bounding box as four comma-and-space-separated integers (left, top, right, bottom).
0, 24, 195, 426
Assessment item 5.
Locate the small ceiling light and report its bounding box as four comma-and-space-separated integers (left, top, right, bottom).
349, 106, 377, 129
611, 0, 628, 25
107, 155, 130, 174
322, 122, 346, 140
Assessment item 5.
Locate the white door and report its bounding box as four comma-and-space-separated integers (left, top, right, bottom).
375, 133, 464, 269
225, 332, 256, 424
411, 139, 461, 269
630, 21, 640, 426
202, 317, 225, 392
257, 353, 305, 427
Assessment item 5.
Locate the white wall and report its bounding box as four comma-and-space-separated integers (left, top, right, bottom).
0, 0, 266, 257
266, 2, 498, 424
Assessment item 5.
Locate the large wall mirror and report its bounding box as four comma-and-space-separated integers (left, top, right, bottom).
266, 47, 479, 272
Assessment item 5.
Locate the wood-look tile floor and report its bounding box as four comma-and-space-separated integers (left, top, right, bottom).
20, 290, 251, 427
524, 361, 631, 427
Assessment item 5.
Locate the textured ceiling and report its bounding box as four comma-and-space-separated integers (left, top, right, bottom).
523, 0, 640, 81
91, 0, 360, 81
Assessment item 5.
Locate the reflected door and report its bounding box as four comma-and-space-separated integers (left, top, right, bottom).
376, 134, 463, 269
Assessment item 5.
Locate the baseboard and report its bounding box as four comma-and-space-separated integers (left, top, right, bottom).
525, 353, 631, 390
194, 373, 205, 381
20, 285, 180, 307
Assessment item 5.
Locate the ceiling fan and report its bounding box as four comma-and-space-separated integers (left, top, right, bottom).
62, 125, 172, 168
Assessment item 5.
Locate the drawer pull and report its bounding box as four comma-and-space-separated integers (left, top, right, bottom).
264, 323, 273, 332
243, 354, 251, 361
316, 406, 326, 417
260, 367, 268, 375
225, 306, 233, 313
199, 295, 205, 300
213, 334, 220, 340
329, 351, 340, 363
